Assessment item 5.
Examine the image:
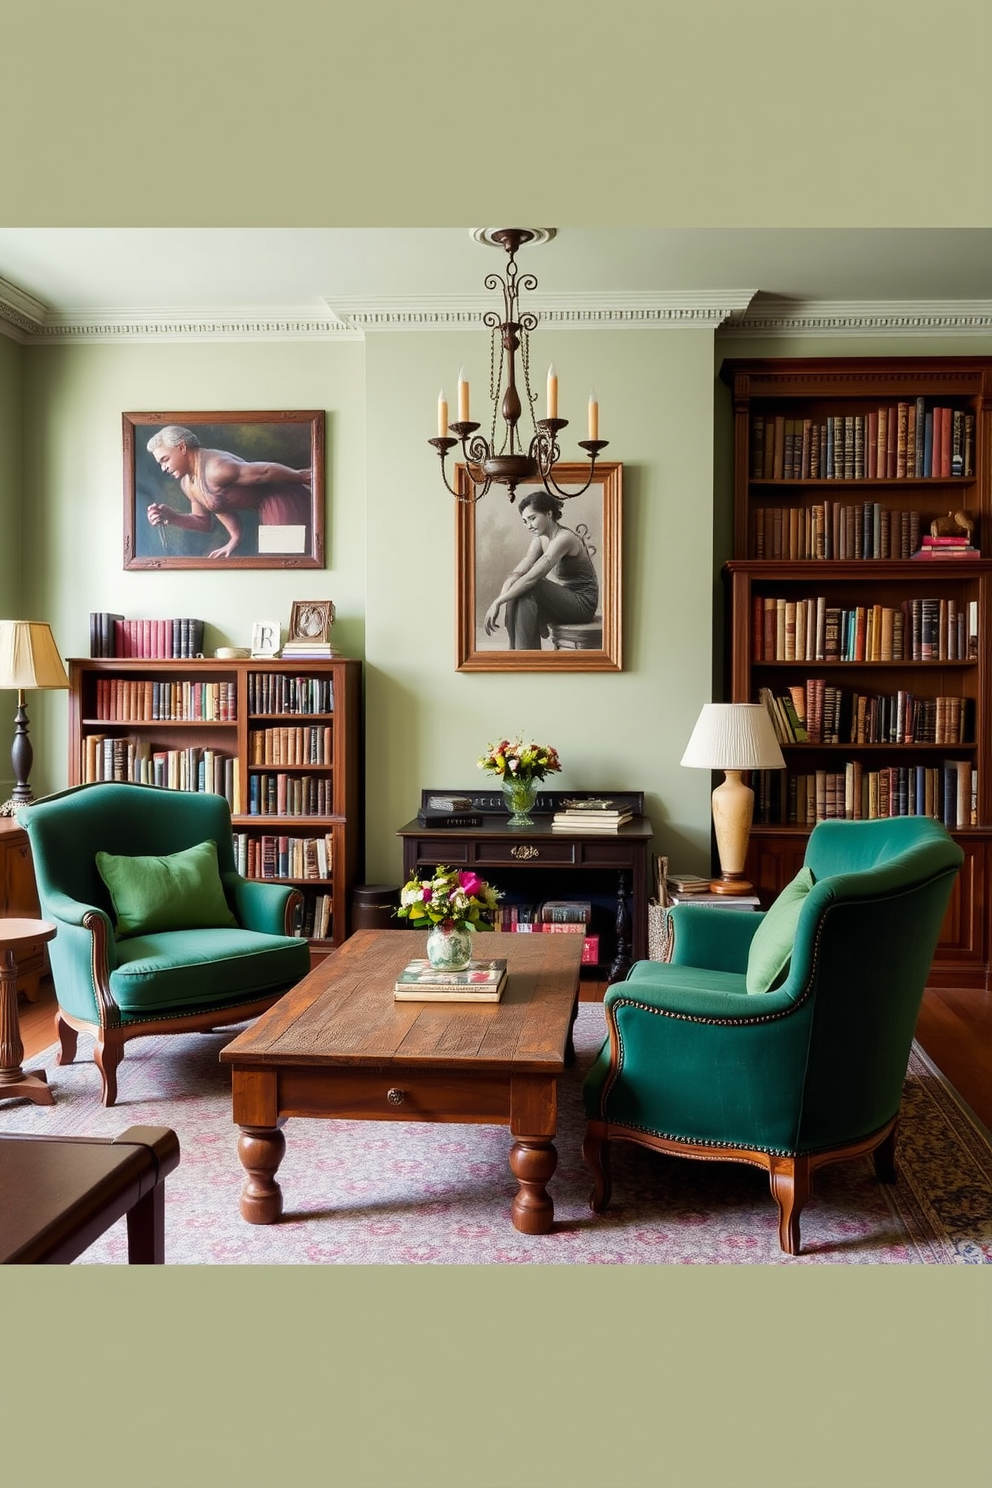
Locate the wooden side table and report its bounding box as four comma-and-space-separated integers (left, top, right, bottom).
0, 819, 48, 1001
0, 917, 57, 1105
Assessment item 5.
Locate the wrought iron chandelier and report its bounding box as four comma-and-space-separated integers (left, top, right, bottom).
429, 228, 608, 503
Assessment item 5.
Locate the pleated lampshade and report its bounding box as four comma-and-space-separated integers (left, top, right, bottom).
681, 703, 785, 772
0, 622, 70, 691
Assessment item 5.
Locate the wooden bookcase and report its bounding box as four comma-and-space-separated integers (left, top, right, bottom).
67, 655, 363, 955
720, 357, 992, 988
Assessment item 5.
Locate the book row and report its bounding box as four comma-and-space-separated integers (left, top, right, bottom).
496, 900, 592, 928
232, 832, 334, 881
752, 595, 979, 663
89, 613, 206, 659
248, 725, 333, 766
749, 404, 975, 482
246, 773, 335, 818
292, 891, 333, 941
247, 672, 335, 715
92, 677, 238, 723
754, 761, 977, 830
751, 503, 929, 561
760, 684, 971, 747
81, 735, 238, 805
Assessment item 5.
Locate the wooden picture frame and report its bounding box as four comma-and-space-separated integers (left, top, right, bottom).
455, 461, 622, 671
288, 599, 335, 643
123, 410, 324, 569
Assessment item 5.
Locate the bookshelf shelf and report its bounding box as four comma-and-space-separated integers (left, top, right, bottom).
68, 655, 363, 955
721, 356, 992, 989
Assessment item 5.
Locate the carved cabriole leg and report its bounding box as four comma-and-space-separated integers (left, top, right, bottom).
509, 1139, 558, 1235
238, 1125, 287, 1224
93, 1034, 123, 1108
582, 1124, 613, 1213
55, 1012, 79, 1066
872, 1122, 898, 1184
768, 1154, 812, 1256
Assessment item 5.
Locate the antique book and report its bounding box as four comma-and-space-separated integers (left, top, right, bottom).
393, 958, 508, 1002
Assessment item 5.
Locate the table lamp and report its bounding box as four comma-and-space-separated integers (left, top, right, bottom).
0, 621, 70, 816
680, 702, 786, 895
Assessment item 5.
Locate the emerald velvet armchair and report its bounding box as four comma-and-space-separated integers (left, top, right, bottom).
18, 782, 311, 1107
583, 816, 964, 1255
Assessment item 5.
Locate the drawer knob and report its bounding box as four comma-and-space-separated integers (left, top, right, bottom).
386, 1088, 405, 1105
510, 844, 540, 860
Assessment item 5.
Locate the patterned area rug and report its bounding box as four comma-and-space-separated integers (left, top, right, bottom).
3, 1005, 991, 1264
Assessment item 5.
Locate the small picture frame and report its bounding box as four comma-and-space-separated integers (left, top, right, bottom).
251, 619, 281, 658
288, 600, 334, 643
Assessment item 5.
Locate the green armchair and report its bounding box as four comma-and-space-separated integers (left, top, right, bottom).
583, 816, 963, 1255
18, 782, 311, 1107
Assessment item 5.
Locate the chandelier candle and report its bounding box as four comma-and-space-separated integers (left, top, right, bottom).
458, 368, 470, 423
547, 364, 558, 419
437, 389, 448, 438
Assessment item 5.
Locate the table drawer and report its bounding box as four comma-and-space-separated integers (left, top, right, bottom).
276, 1066, 513, 1123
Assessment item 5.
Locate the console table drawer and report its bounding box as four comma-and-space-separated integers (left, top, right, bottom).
474, 840, 580, 866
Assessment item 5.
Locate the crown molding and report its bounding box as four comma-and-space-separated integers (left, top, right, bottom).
0, 299, 362, 344
722, 298, 992, 338
321, 291, 756, 331
5, 283, 992, 344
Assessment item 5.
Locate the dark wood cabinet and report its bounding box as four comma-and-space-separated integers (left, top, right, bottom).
722, 357, 992, 988
397, 790, 652, 981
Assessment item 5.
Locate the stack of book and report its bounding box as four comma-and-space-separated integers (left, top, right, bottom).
393, 957, 508, 1003
665, 872, 759, 910
280, 639, 339, 658
912, 534, 980, 560
551, 798, 634, 833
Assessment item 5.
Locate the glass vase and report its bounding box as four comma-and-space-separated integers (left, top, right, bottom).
426, 921, 474, 972
501, 775, 539, 827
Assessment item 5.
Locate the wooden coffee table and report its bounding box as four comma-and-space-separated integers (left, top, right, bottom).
220, 929, 583, 1234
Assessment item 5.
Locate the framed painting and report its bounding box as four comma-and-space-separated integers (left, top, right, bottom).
455, 461, 622, 671
123, 410, 324, 569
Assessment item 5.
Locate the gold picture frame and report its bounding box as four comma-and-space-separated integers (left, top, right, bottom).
455, 461, 623, 672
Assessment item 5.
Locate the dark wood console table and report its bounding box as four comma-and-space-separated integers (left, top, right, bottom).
398, 790, 652, 982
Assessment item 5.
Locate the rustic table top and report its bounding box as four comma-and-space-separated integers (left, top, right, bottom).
220, 928, 584, 1074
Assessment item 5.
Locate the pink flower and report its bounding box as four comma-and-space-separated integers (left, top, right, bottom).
458, 870, 484, 898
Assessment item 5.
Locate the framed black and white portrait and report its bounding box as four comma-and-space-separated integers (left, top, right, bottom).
455, 461, 622, 671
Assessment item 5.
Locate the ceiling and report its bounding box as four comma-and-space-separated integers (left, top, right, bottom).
2, 227, 992, 342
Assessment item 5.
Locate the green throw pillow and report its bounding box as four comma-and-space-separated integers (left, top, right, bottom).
745, 866, 815, 994
95, 839, 237, 939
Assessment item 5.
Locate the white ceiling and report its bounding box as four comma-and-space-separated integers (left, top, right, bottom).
2, 227, 992, 341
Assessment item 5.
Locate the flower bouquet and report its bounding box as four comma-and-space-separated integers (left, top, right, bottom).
478, 736, 562, 826
396, 865, 502, 971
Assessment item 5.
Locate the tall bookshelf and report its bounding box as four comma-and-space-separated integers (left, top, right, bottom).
67, 655, 363, 955
721, 357, 992, 989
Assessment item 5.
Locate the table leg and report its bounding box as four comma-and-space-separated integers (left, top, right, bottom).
0, 948, 53, 1106
237, 1122, 287, 1224
509, 1139, 558, 1234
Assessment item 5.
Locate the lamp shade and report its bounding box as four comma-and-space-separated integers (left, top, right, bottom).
0, 622, 70, 691
681, 703, 785, 772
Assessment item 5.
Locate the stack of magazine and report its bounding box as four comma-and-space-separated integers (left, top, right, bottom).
393, 957, 508, 1002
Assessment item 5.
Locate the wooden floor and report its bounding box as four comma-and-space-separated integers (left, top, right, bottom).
11, 978, 992, 1132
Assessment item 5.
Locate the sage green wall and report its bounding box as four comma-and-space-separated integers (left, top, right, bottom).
19, 339, 367, 798
363, 327, 718, 883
